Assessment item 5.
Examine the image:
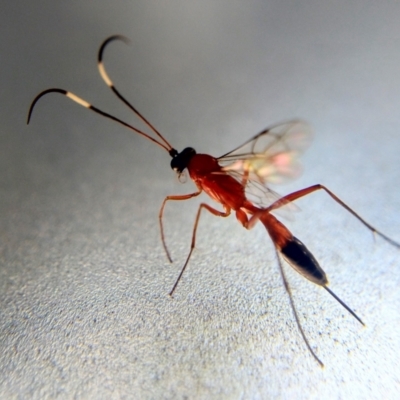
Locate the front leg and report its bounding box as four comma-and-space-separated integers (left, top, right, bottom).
158, 190, 202, 263
170, 203, 231, 296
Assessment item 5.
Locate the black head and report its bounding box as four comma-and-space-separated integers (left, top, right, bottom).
170, 147, 196, 174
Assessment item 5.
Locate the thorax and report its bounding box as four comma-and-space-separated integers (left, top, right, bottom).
187, 153, 246, 210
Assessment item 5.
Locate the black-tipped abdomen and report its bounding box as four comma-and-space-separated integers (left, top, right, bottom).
281, 237, 328, 286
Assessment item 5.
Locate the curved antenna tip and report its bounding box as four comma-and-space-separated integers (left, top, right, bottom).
98, 35, 131, 62
27, 88, 67, 125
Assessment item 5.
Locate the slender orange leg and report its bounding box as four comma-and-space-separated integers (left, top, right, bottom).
169, 203, 231, 296
235, 203, 270, 231
266, 184, 400, 248
159, 191, 202, 262
244, 208, 269, 230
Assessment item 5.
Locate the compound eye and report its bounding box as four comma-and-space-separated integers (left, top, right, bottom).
170, 157, 183, 173
170, 147, 196, 173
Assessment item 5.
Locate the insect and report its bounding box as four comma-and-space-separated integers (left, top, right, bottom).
27, 35, 400, 367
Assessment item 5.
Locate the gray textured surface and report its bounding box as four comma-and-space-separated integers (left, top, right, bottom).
1, 1, 400, 399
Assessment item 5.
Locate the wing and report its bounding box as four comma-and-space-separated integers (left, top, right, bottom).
218, 119, 313, 185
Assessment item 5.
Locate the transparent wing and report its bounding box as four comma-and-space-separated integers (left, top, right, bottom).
212, 168, 300, 214
218, 120, 313, 185
214, 169, 283, 207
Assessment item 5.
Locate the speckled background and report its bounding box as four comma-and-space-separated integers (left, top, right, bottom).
1, 1, 400, 399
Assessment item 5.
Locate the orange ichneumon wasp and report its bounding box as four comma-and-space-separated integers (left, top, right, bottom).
27, 35, 400, 367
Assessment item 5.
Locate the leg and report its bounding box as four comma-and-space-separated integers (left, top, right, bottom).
236, 206, 269, 231
274, 247, 324, 367
266, 184, 400, 248
169, 203, 231, 296
159, 191, 202, 262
